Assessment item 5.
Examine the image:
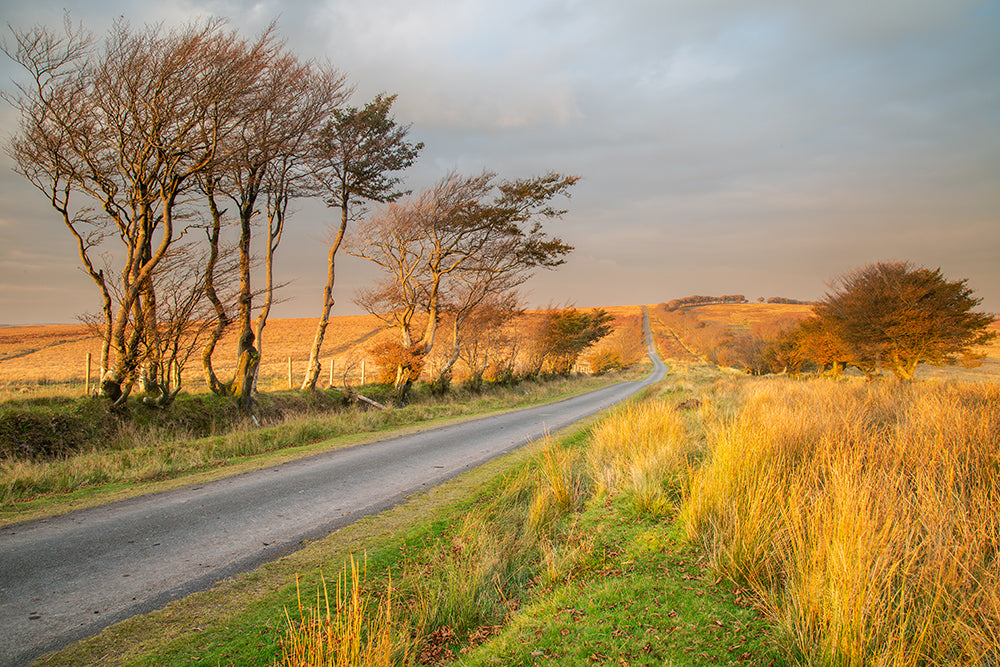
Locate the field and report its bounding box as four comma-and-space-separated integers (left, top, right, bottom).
5, 300, 999, 666
0, 315, 394, 394
5, 302, 998, 397
680, 301, 815, 327
0, 306, 647, 398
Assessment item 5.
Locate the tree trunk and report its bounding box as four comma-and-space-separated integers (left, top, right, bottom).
201, 185, 232, 395
302, 202, 348, 391
254, 203, 285, 389
890, 353, 919, 381
232, 338, 260, 412
431, 316, 464, 394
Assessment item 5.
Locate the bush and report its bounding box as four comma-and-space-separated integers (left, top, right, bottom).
369, 341, 426, 386
585, 349, 625, 375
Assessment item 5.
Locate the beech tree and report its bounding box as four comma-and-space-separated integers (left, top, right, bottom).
350, 171, 577, 400
814, 261, 995, 380
199, 51, 348, 410
301, 94, 422, 391
5, 18, 275, 406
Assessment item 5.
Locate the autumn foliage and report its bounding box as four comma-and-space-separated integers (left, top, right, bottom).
810, 261, 996, 379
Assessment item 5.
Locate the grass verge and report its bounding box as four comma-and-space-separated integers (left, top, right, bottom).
36, 361, 780, 666
1, 369, 644, 525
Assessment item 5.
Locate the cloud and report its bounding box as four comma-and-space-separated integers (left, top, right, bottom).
0, 0, 997, 325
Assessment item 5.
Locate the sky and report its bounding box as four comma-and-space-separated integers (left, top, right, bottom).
0, 0, 998, 325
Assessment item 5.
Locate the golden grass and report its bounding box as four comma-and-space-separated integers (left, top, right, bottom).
282, 556, 406, 667
686, 302, 815, 328
528, 441, 582, 532
587, 400, 696, 517
683, 377, 1000, 666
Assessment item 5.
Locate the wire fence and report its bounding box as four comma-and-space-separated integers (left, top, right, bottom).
0, 355, 375, 401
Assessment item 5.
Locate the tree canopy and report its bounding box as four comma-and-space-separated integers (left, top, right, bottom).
813, 261, 995, 379
537, 307, 615, 375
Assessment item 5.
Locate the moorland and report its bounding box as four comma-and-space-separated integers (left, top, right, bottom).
2, 301, 998, 666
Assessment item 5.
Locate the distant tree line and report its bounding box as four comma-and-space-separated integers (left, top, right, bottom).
762, 296, 813, 305
663, 295, 747, 311
3, 16, 586, 409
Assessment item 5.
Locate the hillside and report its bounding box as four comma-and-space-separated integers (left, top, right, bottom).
651, 301, 1000, 381
4, 302, 997, 395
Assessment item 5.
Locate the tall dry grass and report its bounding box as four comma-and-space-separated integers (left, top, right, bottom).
683, 378, 1000, 666
587, 400, 697, 517
282, 556, 407, 667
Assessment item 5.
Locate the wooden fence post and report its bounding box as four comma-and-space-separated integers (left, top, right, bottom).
329, 359, 334, 387
361, 359, 366, 385
287, 357, 292, 390
85, 353, 91, 396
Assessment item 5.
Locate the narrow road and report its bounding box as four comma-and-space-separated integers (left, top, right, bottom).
0, 309, 666, 667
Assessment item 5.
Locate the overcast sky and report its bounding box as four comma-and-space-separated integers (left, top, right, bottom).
1, 0, 998, 325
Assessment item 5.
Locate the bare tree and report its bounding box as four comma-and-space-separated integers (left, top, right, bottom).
199, 51, 349, 410
457, 291, 522, 391
146, 241, 240, 405
429, 172, 580, 390
349, 170, 578, 399
301, 94, 422, 391
4, 17, 278, 406
349, 172, 495, 394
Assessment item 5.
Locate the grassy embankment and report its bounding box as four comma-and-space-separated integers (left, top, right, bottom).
272, 373, 999, 667
0, 370, 643, 524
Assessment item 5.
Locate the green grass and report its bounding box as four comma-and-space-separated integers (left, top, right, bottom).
1, 369, 644, 524
456, 504, 776, 666
33, 363, 782, 666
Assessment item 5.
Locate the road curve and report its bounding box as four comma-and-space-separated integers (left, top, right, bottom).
0, 308, 666, 667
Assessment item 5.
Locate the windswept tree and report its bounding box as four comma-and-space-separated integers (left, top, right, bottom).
429, 173, 580, 390
4, 17, 278, 406
534, 306, 614, 375
199, 50, 348, 410
350, 170, 578, 399
813, 261, 995, 380
301, 94, 422, 391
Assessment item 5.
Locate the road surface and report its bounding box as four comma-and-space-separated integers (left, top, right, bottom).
0, 309, 666, 666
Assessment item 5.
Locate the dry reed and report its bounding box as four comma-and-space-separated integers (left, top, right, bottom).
587, 400, 696, 517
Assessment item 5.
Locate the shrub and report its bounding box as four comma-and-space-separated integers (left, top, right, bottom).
369, 341, 426, 386
585, 349, 625, 375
